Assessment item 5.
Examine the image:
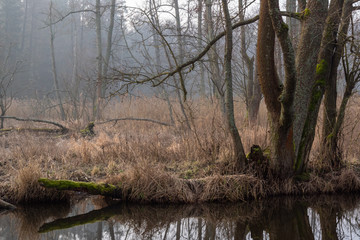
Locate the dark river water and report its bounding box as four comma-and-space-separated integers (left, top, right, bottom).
1, 194, 360, 239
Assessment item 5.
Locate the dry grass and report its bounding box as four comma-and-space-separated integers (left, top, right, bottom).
1, 96, 360, 203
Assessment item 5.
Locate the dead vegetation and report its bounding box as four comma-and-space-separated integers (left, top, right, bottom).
1, 96, 360, 203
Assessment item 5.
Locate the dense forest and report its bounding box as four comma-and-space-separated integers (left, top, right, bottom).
1, 0, 360, 206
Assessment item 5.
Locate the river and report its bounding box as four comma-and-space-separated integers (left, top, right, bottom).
1, 194, 360, 239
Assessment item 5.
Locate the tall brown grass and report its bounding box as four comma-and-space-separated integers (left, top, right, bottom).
1, 95, 360, 203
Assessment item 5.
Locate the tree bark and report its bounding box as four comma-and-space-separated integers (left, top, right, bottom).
49, 1, 66, 121
222, 0, 247, 170
295, 0, 350, 173
205, 0, 224, 108
257, 0, 296, 177
95, 0, 103, 120
321, 0, 352, 168
197, 0, 206, 98
293, 0, 328, 166
239, 0, 261, 124
102, 0, 116, 97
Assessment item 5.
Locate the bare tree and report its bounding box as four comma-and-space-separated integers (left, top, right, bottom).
0, 46, 21, 129
239, 0, 261, 124
49, 0, 66, 120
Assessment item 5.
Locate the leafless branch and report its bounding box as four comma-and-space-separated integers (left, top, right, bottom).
112, 15, 260, 87
97, 117, 172, 126
0, 116, 68, 132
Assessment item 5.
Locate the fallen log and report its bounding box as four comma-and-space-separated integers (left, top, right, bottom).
38, 174, 263, 203
0, 199, 16, 210
0, 116, 68, 133
38, 178, 123, 199
96, 117, 172, 127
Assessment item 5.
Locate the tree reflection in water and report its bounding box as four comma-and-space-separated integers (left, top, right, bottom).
1, 195, 360, 239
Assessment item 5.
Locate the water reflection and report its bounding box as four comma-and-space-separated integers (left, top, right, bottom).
1, 195, 360, 239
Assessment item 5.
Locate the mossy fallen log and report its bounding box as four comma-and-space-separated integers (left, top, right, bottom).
0, 199, 16, 210
38, 178, 122, 199
38, 174, 264, 203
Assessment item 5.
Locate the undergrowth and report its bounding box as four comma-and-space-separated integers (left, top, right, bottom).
0, 96, 360, 203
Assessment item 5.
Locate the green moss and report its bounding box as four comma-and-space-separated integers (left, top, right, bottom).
80, 122, 95, 137
315, 79, 325, 87
326, 132, 334, 140
281, 22, 289, 33
316, 59, 328, 76
309, 90, 322, 112
38, 178, 118, 196
263, 148, 271, 158
294, 172, 310, 182
184, 169, 194, 179
296, 8, 310, 20
303, 8, 310, 18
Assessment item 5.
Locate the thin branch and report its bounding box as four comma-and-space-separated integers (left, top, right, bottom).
110, 15, 259, 88
43, 9, 96, 27
146, 15, 260, 87
96, 117, 172, 126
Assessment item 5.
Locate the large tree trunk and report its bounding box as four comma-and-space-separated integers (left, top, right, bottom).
294, 0, 351, 173
321, 0, 352, 168
293, 0, 328, 168
257, 0, 295, 177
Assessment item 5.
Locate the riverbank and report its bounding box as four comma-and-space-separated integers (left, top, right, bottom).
2, 160, 360, 205
1, 97, 360, 205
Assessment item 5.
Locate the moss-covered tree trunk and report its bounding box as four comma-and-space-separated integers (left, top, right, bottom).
295, 0, 352, 173
292, 0, 328, 172
321, 0, 352, 169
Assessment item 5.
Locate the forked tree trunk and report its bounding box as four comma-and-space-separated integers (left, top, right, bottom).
321, 0, 352, 168
257, 0, 295, 177
295, 0, 352, 173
